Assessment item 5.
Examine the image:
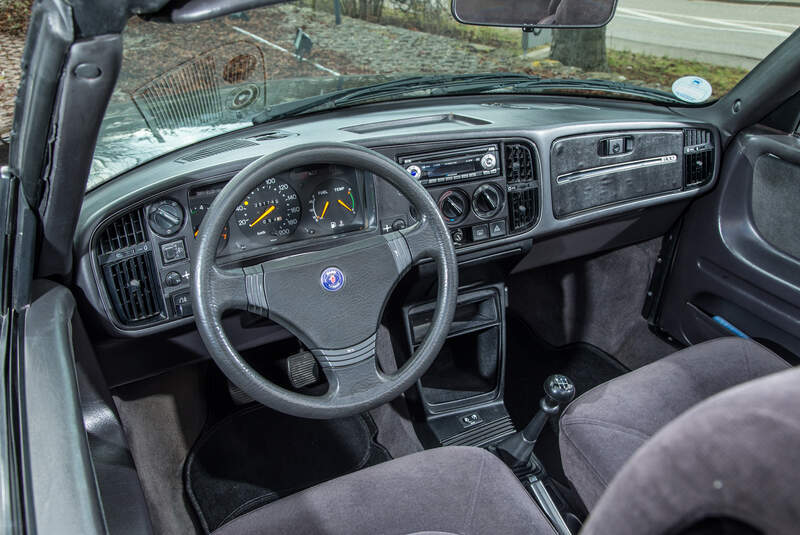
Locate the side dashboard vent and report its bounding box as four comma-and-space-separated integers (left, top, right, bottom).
176, 139, 258, 163
684, 129, 715, 188
505, 143, 536, 184
102, 253, 164, 325
504, 143, 539, 232
97, 207, 148, 255
96, 209, 164, 327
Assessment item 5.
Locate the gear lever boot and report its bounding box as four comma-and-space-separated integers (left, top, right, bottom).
496, 374, 576, 470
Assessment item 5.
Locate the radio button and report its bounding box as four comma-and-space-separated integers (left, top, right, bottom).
406, 165, 422, 178
481, 153, 497, 170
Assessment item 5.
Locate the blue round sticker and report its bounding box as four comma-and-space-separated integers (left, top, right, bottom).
320, 267, 345, 292
672, 76, 713, 104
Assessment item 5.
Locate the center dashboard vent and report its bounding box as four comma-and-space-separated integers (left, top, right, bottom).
95, 208, 165, 327
504, 143, 539, 232
684, 129, 715, 188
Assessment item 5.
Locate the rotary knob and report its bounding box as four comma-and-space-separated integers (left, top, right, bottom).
148, 199, 184, 237
406, 165, 422, 179
438, 190, 468, 225
472, 184, 504, 219
480, 153, 497, 170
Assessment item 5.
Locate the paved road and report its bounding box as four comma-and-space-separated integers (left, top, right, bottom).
607, 0, 799, 68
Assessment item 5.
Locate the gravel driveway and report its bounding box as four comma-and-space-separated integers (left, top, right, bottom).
0, 33, 24, 136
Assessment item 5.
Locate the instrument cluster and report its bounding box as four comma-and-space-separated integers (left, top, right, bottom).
187, 164, 371, 258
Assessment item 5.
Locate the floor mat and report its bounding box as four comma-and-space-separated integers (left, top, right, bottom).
184, 404, 392, 533
505, 315, 628, 490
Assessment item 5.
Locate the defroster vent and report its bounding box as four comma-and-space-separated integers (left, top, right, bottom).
504, 143, 539, 232
684, 129, 715, 188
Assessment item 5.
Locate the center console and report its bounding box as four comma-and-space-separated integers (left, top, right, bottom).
403, 283, 516, 448
375, 139, 541, 249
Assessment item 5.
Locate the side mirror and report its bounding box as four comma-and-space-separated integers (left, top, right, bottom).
451, 0, 618, 29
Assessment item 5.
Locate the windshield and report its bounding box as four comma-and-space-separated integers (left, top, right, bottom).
89, 0, 797, 189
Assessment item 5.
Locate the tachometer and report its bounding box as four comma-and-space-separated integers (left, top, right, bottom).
236, 178, 301, 240
309, 179, 357, 230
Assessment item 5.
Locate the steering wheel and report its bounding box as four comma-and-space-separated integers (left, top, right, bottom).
192, 142, 458, 419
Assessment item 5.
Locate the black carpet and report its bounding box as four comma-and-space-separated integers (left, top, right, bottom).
184, 405, 392, 533
505, 315, 628, 491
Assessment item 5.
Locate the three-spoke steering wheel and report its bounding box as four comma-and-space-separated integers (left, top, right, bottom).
192, 143, 458, 419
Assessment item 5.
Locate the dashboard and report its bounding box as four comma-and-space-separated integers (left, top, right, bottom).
74, 96, 720, 337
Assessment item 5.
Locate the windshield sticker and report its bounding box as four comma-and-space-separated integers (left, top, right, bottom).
672, 76, 713, 104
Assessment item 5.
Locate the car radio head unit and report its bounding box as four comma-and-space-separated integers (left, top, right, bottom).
399, 145, 500, 185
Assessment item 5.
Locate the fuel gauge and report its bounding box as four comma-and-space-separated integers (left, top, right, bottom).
309, 180, 357, 230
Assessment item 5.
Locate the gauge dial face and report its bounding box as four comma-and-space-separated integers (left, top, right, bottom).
309, 180, 357, 230
193, 224, 229, 253
236, 178, 301, 240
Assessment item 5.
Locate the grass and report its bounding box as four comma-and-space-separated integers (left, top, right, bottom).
607, 50, 748, 97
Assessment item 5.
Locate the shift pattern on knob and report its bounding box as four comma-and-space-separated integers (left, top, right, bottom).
544, 374, 576, 405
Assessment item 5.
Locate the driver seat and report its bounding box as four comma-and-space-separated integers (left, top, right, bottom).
213, 445, 558, 535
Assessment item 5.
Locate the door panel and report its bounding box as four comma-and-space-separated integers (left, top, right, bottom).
751, 155, 800, 259
656, 127, 800, 361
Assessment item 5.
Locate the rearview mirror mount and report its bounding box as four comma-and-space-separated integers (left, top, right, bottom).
451, 0, 619, 29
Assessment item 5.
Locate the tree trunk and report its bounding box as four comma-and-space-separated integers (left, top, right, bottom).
358, 0, 367, 19
550, 27, 607, 72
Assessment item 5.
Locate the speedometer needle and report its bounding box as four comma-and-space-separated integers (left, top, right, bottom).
249, 205, 275, 227
337, 199, 353, 212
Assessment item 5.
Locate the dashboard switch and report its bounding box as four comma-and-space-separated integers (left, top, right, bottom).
451, 228, 465, 244
172, 292, 193, 318
165, 271, 183, 287
391, 218, 407, 231
160, 239, 186, 264
489, 220, 506, 238
472, 224, 489, 242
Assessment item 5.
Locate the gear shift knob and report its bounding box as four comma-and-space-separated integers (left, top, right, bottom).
494, 374, 576, 470
544, 374, 576, 406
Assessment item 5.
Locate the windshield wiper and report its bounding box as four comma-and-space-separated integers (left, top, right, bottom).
493, 78, 685, 105
252, 73, 683, 125
252, 73, 538, 124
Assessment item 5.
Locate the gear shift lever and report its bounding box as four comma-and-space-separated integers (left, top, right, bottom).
495, 374, 576, 470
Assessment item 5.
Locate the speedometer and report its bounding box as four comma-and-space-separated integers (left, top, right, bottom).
235, 177, 301, 241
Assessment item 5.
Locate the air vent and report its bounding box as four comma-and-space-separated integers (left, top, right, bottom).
97, 207, 148, 255
684, 129, 715, 188
250, 130, 297, 141
508, 188, 539, 232
176, 139, 258, 163
102, 252, 164, 326
505, 143, 536, 184
504, 143, 539, 232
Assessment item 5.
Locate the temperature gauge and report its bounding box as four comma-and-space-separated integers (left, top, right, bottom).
309, 179, 357, 230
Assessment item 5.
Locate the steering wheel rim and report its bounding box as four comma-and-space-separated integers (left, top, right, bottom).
192, 142, 458, 419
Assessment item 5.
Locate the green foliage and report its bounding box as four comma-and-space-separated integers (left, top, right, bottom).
607, 50, 748, 97
0, 0, 32, 36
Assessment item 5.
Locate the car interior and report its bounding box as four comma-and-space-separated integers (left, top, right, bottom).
3, 0, 800, 534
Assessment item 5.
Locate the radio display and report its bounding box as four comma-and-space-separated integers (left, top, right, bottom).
400, 145, 500, 185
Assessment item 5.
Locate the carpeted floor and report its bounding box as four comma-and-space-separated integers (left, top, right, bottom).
185, 405, 391, 533
508, 238, 677, 370
504, 315, 628, 487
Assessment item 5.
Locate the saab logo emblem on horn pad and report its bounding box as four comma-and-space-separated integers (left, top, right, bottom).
320, 267, 345, 292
